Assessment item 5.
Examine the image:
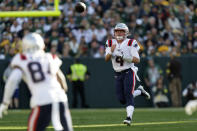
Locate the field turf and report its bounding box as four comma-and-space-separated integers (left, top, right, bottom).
0, 108, 197, 131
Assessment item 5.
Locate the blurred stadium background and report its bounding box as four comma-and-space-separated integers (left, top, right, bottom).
0, 0, 197, 130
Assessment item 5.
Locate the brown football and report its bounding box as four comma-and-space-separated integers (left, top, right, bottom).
75, 2, 86, 13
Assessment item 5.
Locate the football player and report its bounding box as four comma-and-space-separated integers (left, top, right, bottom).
0, 33, 73, 131
105, 23, 150, 126
185, 99, 197, 115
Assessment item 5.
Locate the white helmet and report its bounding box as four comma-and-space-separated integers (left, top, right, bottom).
22, 33, 45, 53
114, 23, 129, 40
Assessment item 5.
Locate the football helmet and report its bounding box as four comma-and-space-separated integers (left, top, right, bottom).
114, 23, 129, 40
22, 33, 45, 53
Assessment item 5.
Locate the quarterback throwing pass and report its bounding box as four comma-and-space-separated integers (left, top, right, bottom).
105, 23, 150, 126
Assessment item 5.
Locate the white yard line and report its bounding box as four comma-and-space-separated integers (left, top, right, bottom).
0, 120, 197, 130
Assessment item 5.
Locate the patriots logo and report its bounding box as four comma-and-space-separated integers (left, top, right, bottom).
134, 44, 138, 48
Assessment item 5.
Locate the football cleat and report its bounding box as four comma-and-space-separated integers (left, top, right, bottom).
123, 117, 131, 126
137, 85, 151, 99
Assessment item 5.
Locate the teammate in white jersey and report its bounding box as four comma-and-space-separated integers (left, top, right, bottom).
0, 33, 73, 131
105, 23, 150, 125
185, 99, 197, 115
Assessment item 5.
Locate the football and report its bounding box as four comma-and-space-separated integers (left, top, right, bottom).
75, 2, 86, 13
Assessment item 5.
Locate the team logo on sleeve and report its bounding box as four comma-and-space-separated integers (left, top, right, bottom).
134, 44, 138, 48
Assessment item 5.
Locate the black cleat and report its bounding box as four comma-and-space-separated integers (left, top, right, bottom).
137, 85, 151, 99
123, 117, 131, 126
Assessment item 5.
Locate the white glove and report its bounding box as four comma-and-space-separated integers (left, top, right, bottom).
123, 55, 133, 63
112, 52, 122, 58
0, 103, 9, 119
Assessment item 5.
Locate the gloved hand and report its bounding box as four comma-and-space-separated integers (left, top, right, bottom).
0, 103, 9, 119
112, 52, 122, 58
112, 50, 123, 58
122, 55, 133, 63
114, 50, 133, 63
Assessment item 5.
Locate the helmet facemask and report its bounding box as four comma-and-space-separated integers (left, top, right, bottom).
114, 23, 129, 41
114, 30, 127, 40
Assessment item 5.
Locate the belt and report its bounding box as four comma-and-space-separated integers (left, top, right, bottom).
115, 68, 131, 74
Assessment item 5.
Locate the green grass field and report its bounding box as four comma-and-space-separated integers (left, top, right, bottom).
0, 108, 197, 131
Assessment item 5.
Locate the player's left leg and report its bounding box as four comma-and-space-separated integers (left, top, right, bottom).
136, 85, 150, 99
59, 102, 73, 131
51, 102, 73, 131
133, 89, 141, 98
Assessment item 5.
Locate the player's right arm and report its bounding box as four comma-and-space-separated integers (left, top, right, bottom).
105, 40, 116, 62
0, 68, 22, 118
49, 54, 68, 92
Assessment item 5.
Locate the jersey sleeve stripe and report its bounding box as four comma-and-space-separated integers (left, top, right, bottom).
108, 40, 112, 47
128, 39, 134, 46
20, 54, 27, 60
131, 39, 134, 46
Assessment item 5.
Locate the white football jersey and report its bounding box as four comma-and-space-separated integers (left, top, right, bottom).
105, 38, 140, 72
11, 51, 67, 108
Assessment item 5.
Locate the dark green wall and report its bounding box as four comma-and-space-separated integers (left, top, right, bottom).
0, 56, 197, 108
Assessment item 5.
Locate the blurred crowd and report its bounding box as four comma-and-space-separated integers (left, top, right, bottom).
0, 0, 197, 59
